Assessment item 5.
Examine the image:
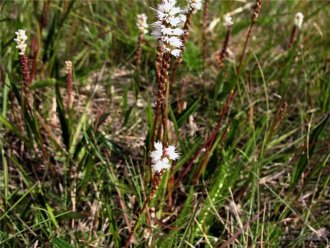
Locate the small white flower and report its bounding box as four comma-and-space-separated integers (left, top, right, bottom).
154, 141, 163, 151
161, 27, 183, 36
152, 157, 171, 173
137, 13, 148, 34
151, 30, 162, 39
157, 2, 181, 24
168, 16, 183, 26
150, 141, 180, 173
165, 145, 180, 160
167, 36, 183, 48
157, 11, 168, 21
188, 0, 203, 14
161, 27, 171, 34
151, 21, 162, 27
169, 7, 181, 16
159, 1, 177, 13
151, 23, 162, 38
150, 141, 163, 163
171, 49, 181, 57
172, 28, 184, 36
14, 29, 28, 55
294, 12, 304, 29
180, 14, 187, 23
223, 14, 233, 27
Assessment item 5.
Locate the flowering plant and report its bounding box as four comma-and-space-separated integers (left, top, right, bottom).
150, 141, 180, 173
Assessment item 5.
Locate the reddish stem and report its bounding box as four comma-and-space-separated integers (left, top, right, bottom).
20, 54, 30, 97
216, 26, 232, 69
237, 0, 262, 75
288, 25, 299, 49
136, 33, 144, 69
202, 0, 210, 67
66, 61, 73, 110
151, 53, 171, 147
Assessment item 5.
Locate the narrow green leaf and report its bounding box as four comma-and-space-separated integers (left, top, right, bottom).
55, 83, 70, 149
291, 114, 330, 188
177, 98, 200, 127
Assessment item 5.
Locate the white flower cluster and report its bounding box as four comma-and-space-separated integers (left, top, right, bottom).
150, 141, 180, 173
152, 0, 186, 57
187, 0, 203, 14
294, 12, 304, 29
223, 14, 233, 27
65, 61, 72, 73
137, 13, 148, 34
14, 29, 28, 55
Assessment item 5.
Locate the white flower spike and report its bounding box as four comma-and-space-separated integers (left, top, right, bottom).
150, 141, 180, 173
137, 13, 148, 34
294, 12, 304, 29
14, 29, 28, 55
152, 0, 185, 58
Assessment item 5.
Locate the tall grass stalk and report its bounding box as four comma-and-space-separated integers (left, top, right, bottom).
237, 0, 262, 75
216, 15, 233, 69
202, 0, 210, 67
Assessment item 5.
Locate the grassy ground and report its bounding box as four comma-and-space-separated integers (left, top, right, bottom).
1, 0, 330, 247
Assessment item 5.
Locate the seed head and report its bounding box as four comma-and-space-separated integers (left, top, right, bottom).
252, 0, 262, 23
14, 29, 28, 55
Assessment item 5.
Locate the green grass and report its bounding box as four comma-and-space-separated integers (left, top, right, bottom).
1, 0, 330, 247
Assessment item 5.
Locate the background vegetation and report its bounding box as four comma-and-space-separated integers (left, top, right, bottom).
0, 0, 329, 247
